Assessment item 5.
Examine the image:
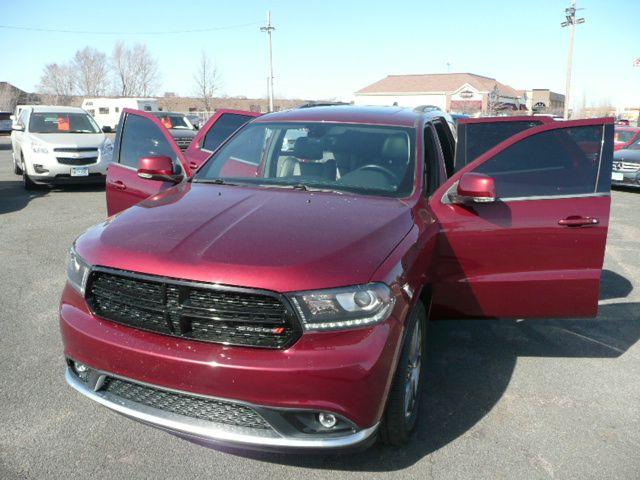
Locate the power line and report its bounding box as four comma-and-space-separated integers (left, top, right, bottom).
0, 21, 262, 35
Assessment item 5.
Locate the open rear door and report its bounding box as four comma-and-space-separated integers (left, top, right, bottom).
107, 109, 188, 216
430, 117, 614, 319
184, 109, 260, 171
454, 116, 555, 172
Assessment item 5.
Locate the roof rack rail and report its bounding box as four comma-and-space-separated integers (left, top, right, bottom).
297, 102, 351, 109
413, 105, 443, 113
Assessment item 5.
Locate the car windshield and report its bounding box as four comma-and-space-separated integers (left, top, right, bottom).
156, 114, 194, 130
29, 112, 101, 134
614, 130, 636, 143
193, 122, 416, 197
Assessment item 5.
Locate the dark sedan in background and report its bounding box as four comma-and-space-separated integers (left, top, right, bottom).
0, 112, 12, 134
612, 138, 640, 188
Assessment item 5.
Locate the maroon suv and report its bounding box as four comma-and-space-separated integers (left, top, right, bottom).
60, 106, 614, 451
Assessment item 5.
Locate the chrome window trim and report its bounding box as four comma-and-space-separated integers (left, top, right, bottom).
593, 124, 606, 193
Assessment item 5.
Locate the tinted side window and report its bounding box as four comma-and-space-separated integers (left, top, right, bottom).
432, 120, 454, 177
202, 114, 253, 152
424, 126, 441, 195
473, 126, 604, 198
455, 120, 542, 171
118, 115, 178, 169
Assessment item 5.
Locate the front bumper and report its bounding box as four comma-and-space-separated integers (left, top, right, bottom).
612, 170, 640, 188
24, 150, 109, 184
65, 367, 378, 452
60, 284, 405, 451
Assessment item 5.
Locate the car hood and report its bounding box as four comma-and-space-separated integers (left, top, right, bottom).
168, 129, 197, 138
29, 132, 106, 148
77, 184, 414, 292
614, 149, 640, 163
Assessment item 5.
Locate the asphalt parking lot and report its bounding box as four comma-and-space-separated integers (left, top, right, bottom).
0, 135, 638, 480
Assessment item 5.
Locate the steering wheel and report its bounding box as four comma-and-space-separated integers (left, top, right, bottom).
355, 164, 398, 183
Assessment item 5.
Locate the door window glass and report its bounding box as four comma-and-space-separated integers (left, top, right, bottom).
118, 115, 178, 169
455, 120, 543, 171
473, 125, 603, 198
202, 113, 254, 152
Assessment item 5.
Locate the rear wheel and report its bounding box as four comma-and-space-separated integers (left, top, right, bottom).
379, 300, 428, 446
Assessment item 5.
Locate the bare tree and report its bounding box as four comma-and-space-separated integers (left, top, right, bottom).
111, 41, 160, 97
193, 51, 220, 113
71, 47, 109, 96
0, 83, 22, 111
38, 63, 76, 105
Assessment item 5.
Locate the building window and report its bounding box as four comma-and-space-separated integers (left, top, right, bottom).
99, 107, 109, 114
115, 107, 120, 113
144, 106, 152, 111
188, 107, 197, 112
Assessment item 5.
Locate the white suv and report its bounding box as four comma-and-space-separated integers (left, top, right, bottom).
11, 106, 113, 190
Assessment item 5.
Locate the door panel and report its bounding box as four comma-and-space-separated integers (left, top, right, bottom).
429, 118, 614, 320
106, 109, 186, 216
185, 109, 260, 170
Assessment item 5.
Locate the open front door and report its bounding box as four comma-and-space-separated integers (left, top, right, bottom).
106, 109, 188, 216
430, 117, 614, 319
184, 109, 260, 171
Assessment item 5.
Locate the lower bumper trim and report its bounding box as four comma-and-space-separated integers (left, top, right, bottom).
65, 368, 379, 452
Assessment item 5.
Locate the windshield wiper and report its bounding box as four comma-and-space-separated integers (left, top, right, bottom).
192, 178, 240, 186
258, 183, 343, 194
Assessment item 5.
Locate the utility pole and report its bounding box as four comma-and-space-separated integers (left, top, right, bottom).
260, 11, 275, 112
561, 0, 585, 119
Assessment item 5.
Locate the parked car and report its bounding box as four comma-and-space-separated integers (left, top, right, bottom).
612, 138, 640, 188
11, 106, 113, 189
148, 111, 199, 151
613, 126, 640, 151
60, 106, 614, 452
0, 112, 12, 134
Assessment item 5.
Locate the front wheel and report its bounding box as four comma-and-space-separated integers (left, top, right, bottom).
13, 150, 22, 175
23, 169, 38, 190
379, 300, 427, 446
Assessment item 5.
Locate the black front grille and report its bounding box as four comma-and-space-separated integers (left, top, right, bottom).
57, 156, 98, 165
54, 147, 99, 153
87, 270, 300, 349
174, 137, 192, 150
101, 377, 271, 429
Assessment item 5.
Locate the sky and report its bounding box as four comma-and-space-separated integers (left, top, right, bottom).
1, 0, 639, 109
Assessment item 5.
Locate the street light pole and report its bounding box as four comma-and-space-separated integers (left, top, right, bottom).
260, 11, 275, 112
561, 0, 585, 119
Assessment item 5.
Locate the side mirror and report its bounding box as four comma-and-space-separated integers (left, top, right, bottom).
10, 115, 15, 121
450, 172, 496, 204
137, 156, 182, 183
12, 124, 24, 131
102, 126, 113, 133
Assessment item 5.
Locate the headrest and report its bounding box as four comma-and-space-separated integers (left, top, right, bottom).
293, 137, 323, 160
382, 135, 408, 162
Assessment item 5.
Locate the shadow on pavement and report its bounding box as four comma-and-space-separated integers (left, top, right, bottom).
187, 268, 639, 471
0, 179, 104, 215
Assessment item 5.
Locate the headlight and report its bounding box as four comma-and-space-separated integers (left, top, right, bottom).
31, 141, 49, 154
100, 139, 114, 159
289, 283, 395, 331
67, 245, 92, 295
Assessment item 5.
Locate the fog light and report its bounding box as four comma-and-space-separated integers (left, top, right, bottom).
74, 362, 88, 373
318, 412, 337, 429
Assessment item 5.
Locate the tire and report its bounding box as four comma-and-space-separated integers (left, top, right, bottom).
22, 167, 38, 190
12, 150, 22, 175
379, 300, 428, 446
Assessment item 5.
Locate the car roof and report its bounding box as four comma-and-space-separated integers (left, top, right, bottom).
253, 105, 438, 127
30, 106, 88, 114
